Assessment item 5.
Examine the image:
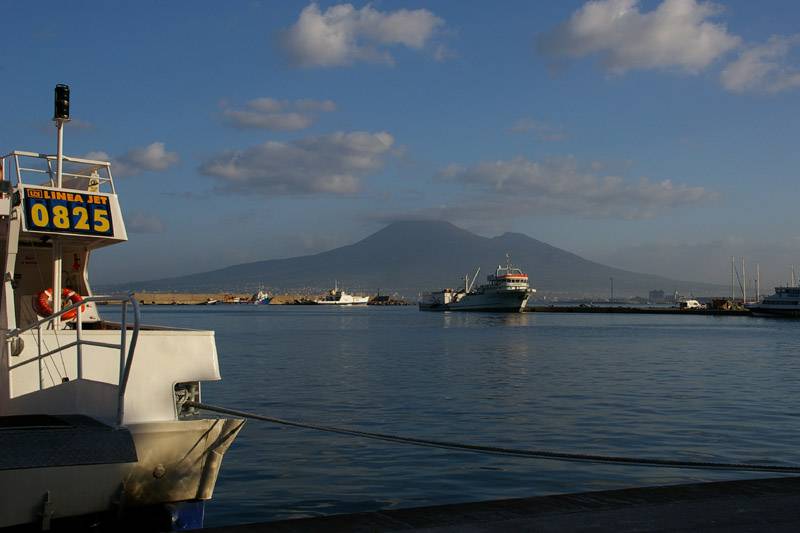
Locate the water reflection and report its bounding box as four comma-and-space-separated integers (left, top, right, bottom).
441, 311, 533, 328
133, 306, 800, 527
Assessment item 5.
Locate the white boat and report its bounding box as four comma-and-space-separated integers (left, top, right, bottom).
0, 86, 243, 529
746, 286, 800, 317
677, 299, 704, 309
251, 289, 271, 305
419, 257, 535, 312
314, 281, 369, 305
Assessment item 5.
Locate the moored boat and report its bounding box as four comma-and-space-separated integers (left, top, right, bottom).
251, 289, 271, 305
0, 86, 243, 530
313, 281, 369, 305
746, 286, 800, 317
419, 257, 535, 312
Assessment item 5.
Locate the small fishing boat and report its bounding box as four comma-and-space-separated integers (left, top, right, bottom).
0, 86, 243, 530
251, 289, 271, 305
313, 281, 369, 305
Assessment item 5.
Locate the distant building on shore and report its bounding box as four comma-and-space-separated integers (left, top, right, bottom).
648, 290, 665, 304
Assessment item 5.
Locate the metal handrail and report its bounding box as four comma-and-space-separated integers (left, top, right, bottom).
6, 294, 141, 426
1, 151, 115, 193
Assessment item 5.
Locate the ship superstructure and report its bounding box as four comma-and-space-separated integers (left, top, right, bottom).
419, 257, 535, 312
0, 86, 243, 529
746, 286, 800, 317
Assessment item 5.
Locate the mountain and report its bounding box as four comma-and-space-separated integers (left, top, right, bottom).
115, 221, 725, 297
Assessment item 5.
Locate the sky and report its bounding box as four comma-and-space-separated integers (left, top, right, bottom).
2, 0, 800, 289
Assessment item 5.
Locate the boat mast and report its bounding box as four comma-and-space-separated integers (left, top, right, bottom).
756, 263, 760, 302
52, 84, 70, 327
742, 257, 746, 304
730, 256, 734, 301
467, 267, 481, 292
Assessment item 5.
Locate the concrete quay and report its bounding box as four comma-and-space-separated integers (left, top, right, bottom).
205, 476, 800, 532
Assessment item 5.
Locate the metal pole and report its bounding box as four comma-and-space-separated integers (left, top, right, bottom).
37, 324, 42, 390
56, 119, 64, 188
117, 298, 141, 426
756, 264, 760, 302
52, 241, 62, 329
610, 277, 613, 304
119, 301, 127, 386
52, 113, 65, 327
742, 258, 746, 304
76, 302, 82, 380
731, 257, 734, 301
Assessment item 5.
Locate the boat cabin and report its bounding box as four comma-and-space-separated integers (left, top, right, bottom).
0, 147, 231, 423
487, 263, 530, 291
0, 151, 125, 331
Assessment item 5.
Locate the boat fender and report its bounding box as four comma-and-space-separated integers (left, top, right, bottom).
33, 287, 85, 320
9, 337, 24, 357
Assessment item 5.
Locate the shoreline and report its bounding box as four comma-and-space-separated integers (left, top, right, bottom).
129, 292, 409, 305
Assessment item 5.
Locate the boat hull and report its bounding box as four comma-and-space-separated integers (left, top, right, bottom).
0, 416, 244, 529
747, 307, 800, 318
420, 290, 530, 312
314, 296, 369, 305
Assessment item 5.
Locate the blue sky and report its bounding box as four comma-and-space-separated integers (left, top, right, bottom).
3, 1, 800, 288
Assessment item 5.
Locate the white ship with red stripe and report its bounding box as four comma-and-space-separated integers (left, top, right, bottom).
419, 256, 535, 312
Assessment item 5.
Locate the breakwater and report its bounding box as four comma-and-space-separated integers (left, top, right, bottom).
130, 292, 408, 305
527, 305, 751, 316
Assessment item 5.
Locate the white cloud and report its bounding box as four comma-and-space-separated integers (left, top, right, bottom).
223, 110, 312, 130
437, 156, 715, 219
294, 98, 337, 112
83, 150, 111, 162
114, 143, 179, 176
199, 131, 394, 196
83, 143, 179, 177
509, 118, 568, 141
281, 3, 445, 67
247, 98, 285, 113
721, 35, 800, 94
222, 97, 336, 130
125, 211, 165, 234
538, 0, 740, 74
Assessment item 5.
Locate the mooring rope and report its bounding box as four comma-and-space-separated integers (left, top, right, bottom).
186, 401, 800, 474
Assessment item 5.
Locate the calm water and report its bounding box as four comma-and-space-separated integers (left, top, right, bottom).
137, 306, 800, 527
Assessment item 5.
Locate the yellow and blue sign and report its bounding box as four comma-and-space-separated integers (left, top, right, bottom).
23, 188, 114, 237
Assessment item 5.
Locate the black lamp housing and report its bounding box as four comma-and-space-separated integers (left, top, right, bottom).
54, 84, 70, 120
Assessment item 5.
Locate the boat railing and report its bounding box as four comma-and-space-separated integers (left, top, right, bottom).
1, 151, 116, 193
5, 294, 140, 426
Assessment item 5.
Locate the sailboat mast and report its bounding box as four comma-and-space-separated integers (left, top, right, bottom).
730, 256, 735, 301
742, 257, 746, 304
756, 263, 760, 302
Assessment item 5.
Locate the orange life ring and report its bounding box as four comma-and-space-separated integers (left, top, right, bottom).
33, 288, 85, 320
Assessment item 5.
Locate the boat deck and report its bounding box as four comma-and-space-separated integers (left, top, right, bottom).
206, 476, 800, 532
0, 414, 136, 470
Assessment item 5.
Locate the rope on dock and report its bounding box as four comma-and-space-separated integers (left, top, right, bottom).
187, 401, 800, 474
